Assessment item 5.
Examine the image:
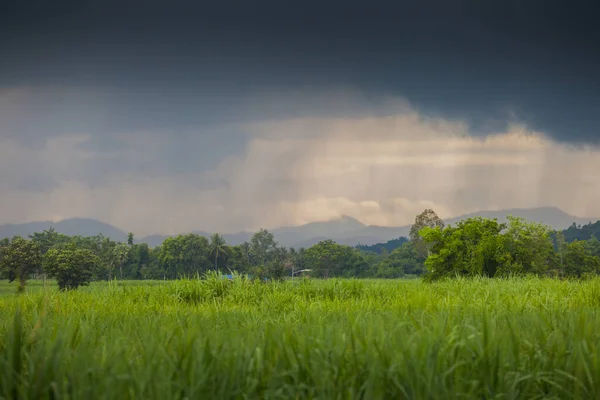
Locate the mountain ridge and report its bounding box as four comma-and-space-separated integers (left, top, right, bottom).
0, 207, 597, 248
0, 218, 128, 242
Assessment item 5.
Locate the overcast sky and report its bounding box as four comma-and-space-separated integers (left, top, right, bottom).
1, 0, 599, 235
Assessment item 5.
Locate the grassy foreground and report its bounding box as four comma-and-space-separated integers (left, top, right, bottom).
1, 276, 600, 399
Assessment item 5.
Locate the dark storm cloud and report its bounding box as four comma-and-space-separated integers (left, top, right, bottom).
1, 0, 599, 144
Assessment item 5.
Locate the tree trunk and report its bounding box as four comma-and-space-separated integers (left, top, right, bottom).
18, 267, 26, 293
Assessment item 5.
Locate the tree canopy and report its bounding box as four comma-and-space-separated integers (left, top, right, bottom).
0, 236, 43, 292
44, 246, 100, 290
421, 216, 600, 281
409, 209, 445, 259
1, 209, 600, 289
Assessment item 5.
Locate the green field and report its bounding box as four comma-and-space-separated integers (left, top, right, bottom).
1, 276, 600, 399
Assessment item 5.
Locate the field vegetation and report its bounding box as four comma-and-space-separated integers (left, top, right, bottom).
1, 276, 600, 399
1, 210, 600, 398
1, 210, 600, 290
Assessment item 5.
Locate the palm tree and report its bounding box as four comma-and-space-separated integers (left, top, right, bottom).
209, 233, 228, 271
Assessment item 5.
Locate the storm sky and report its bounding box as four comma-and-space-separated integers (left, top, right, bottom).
1, 0, 599, 235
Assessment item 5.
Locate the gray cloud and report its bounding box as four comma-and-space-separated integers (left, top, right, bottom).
1, 94, 599, 235
2, 0, 599, 145
2, 0, 599, 233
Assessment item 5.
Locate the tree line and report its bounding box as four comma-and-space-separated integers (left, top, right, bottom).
420, 214, 600, 281
1, 210, 600, 290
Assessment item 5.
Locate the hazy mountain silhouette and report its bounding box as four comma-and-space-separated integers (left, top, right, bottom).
0, 218, 128, 242
445, 207, 595, 229
0, 207, 597, 248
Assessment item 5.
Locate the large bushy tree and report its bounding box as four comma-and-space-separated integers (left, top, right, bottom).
385, 242, 424, 276
29, 227, 70, 254
421, 217, 505, 281
562, 240, 600, 278
250, 229, 278, 266
44, 246, 101, 290
497, 216, 554, 276
126, 243, 151, 279
155, 234, 211, 278
409, 209, 445, 259
420, 215, 559, 281
0, 237, 43, 292
305, 239, 350, 278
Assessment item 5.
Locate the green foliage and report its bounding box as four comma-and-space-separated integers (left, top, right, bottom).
409, 208, 445, 259
356, 236, 409, 255
44, 246, 101, 290
111, 243, 130, 280
2, 211, 600, 285
371, 259, 405, 278
562, 240, 600, 278
421, 216, 559, 281
562, 220, 600, 242
0, 237, 43, 292
2, 277, 600, 398
126, 242, 151, 279
208, 233, 228, 271
224, 244, 251, 274
366, 241, 425, 278
155, 234, 211, 278
250, 229, 278, 266
421, 217, 504, 281
28, 227, 70, 254
586, 235, 600, 257
250, 259, 285, 282
497, 216, 554, 276
304, 239, 351, 278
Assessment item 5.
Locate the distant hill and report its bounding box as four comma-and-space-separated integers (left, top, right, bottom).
284, 207, 597, 248
1, 207, 597, 249
137, 234, 171, 248
357, 237, 410, 255
444, 207, 597, 230
138, 217, 368, 248
120, 231, 254, 248
0, 218, 128, 242
562, 220, 600, 242
355, 207, 599, 254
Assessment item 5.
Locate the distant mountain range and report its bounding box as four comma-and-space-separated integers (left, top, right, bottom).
1, 207, 597, 249
0, 218, 129, 243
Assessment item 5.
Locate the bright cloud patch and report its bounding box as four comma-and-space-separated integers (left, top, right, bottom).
1, 100, 599, 235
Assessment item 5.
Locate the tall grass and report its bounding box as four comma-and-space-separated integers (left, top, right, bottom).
1, 276, 600, 399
